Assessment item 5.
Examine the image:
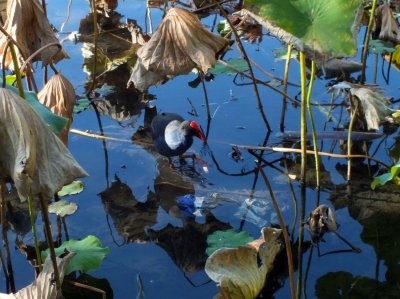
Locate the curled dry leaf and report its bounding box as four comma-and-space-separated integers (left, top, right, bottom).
350, 87, 393, 130
128, 7, 229, 91
0, 88, 88, 203
0, 0, 68, 70
373, 4, 400, 43
306, 205, 338, 243
205, 227, 282, 299
0, 251, 75, 299
38, 73, 76, 145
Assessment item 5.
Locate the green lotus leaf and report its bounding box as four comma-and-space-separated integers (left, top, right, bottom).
58, 181, 85, 197
42, 235, 110, 275
48, 200, 78, 217
206, 229, 254, 256
369, 39, 396, 55
371, 161, 400, 189
205, 228, 282, 299
209, 58, 249, 76
245, 0, 362, 57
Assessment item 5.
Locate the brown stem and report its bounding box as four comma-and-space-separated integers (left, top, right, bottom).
258, 166, 296, 299
65, 280, 106, 299
39, 193, 61, 290
19, 42, 62, 74
200, 72, 211, 121
212, 0, 271, 131
1, 39, 11, 88
0, 180, 16, 292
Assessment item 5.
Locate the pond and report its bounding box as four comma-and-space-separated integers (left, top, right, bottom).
2, 0, 400, 298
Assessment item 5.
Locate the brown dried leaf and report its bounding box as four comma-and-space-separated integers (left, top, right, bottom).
38, 74, 76, 144
374, 4, 400, 43
0, 88, 88, 203
129, 7, 229, 91
0, 0, 68, 70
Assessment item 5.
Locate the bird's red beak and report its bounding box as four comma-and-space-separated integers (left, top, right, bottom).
190, 121, 207, 143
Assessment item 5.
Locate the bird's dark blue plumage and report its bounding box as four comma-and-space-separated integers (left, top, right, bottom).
151, 112, 205, 157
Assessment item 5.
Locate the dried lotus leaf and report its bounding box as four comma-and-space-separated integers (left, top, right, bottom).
0, 0, 69, 71
38, 74, 76, 144
0, 88, 88, 203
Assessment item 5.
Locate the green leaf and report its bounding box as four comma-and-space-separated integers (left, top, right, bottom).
6, 75, 17, 85
246, 0, 362, 57
42, 235, 110, 275
74, 97, 91, 114
371, 161, 400, 189
206, 229, 254, 256
369, 39, 396, 55
58, 181, 85, 197
0, 77, 68, 134
48, 200, 78, 217
209, 58, 249, 76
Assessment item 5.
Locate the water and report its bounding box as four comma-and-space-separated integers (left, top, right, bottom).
2, 1, 400, 298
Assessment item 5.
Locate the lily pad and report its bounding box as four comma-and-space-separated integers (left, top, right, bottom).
272, 47, 298, 60
42, 235, 110, 275
206, 229, 254, 256
245, 0, 362, 57
369, 39, 396, 55
48, 200, 78, 217
209, 58, 249, 76
371, 161, 400, 189
58, 181, 85, 197
205, 227, 282, 299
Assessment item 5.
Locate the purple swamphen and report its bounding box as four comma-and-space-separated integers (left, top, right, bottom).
151, 112, 206, 158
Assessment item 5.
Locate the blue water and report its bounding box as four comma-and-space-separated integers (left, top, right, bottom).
2, 1, 400, 298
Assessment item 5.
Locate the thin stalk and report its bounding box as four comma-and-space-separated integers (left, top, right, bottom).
360, 0, 378, 83
280, 44, 293, 132
347, 98, 358, 182
296, 185, 306, 299
0, 180, 16, 292
28, 194, 43, 271
87, 0, 99, 98
258, 166, 295, 299
299, 52, 307, 185
200, 72, 211, 121
39, 194, 61, 290
306, 60, 320, 188
9, 42, 25, 99
0, 245, 9, 292
212, 0, 271, 131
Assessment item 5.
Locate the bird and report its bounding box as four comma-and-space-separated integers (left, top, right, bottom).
151, 112, 206, 158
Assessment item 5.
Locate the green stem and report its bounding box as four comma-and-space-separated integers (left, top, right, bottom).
9, 42, 25, 99
28, 194, 42, 271
299, 52, 307, 184
306, 60, 320, 188
280, 44, 293, 132
347, 97, 358, 182
360, 0, 378, 83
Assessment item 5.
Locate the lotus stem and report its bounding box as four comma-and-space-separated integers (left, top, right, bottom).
19, 42, 62, 74
232, 144, 390, 169
360, 0, 378, 83
347, 97, 358, 182
258, 165, 295, 299
28, 194, 43, 271
296, 185, 306, 299
212, 0, 271, 131
0, 180, 16, 292
1, 40, 10, 88
299, 52, 307, 184
200, 72, 211, 121
306, 60, 320, 188
39, 193, 61, 290
9, 41, 25, 99
280, 44, 293, 132
87, 0, 99, 98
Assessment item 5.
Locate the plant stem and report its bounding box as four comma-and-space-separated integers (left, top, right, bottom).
0, 180, 16, 293
9, 41, 25, 99
306, 60, 320, 188
212, 0, 271, 131
28, 194, 43, 271
299, 52, 307, 185
280, 44, 293, 132
39, 193, 61, 290
258, 166, 295, 299
347, 97, 358, 182
360, 0, 378, 83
